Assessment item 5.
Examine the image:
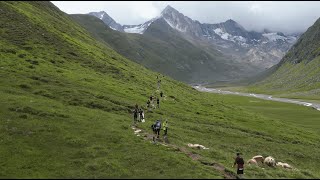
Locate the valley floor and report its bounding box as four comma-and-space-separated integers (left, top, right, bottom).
194, 85, 320, 111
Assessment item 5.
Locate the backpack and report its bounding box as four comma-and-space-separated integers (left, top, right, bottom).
155, 120, 161, 130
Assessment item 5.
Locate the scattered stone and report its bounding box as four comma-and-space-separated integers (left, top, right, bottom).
134, 129, 141, 133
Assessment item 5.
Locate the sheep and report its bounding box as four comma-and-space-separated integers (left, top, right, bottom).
276, 162, 292, 169
247, 158, 258, 165
264, 156, 276, 167
187, 143, 209, 150
252, 155, 264, 164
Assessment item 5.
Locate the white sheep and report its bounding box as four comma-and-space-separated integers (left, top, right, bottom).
247, 158, 258, 165
264, 156, 276, 167
276, 162, 292, 169
187, 143, 209, 150
252, 155, 264, 164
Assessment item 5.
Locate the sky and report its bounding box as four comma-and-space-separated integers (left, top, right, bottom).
52, 1, 320, 34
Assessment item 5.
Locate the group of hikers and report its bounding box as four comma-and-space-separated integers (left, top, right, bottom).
131, 75, 245, 177
150, 118, 168, 142
132, 75, 168, 143
133, 104, 145, 124
146, 90, 163, 109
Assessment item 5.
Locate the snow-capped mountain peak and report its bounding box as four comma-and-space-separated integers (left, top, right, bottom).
88, 11, 124, 32
160, 5, 202, 34
88, 6, 301, 69
161, 5, 179, 16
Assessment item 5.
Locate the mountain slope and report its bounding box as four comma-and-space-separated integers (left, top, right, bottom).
89, 5, 299, 70
71, 14, 257, 84
160, 5, 299, 70
248, 18, 320, 99
1, 2, 320, 179
0, 1, 223, 178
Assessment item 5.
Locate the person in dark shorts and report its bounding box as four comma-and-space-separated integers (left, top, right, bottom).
133, 108, 138, 125
233, 152, 244, 177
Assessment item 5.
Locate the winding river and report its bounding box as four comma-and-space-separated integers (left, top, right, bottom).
193, 85, 320, 111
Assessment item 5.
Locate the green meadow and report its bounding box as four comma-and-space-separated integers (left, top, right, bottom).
1, 1, 320, 179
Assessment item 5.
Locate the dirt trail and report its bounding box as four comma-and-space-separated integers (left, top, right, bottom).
131, 126, 238, 179
131, 80, 238, 178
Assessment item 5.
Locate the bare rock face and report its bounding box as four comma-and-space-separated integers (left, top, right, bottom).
88, 5, 302, 82
159, 6, 299, 70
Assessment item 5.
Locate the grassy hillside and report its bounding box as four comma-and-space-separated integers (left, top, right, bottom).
247, 18, 320, 99
1, 1, 320, 179
71, 14, 257, 84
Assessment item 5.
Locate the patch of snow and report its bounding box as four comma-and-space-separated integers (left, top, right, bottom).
262, 33, 287, 41
163, 18, 187, 32
100, 13, 104, 20
241, 42, 249, 47
214, 28, 231, 41
124, 17, 159, 34
234, 35, 247, 42
124, 25, 145, 34
213, 28, 246, 44
110, 26, 117, 31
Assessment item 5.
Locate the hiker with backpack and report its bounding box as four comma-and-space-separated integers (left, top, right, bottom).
232, 152, 245, 177
151, 119, 161, 142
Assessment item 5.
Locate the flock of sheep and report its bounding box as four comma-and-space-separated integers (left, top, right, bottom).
247, 155, 293, 169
